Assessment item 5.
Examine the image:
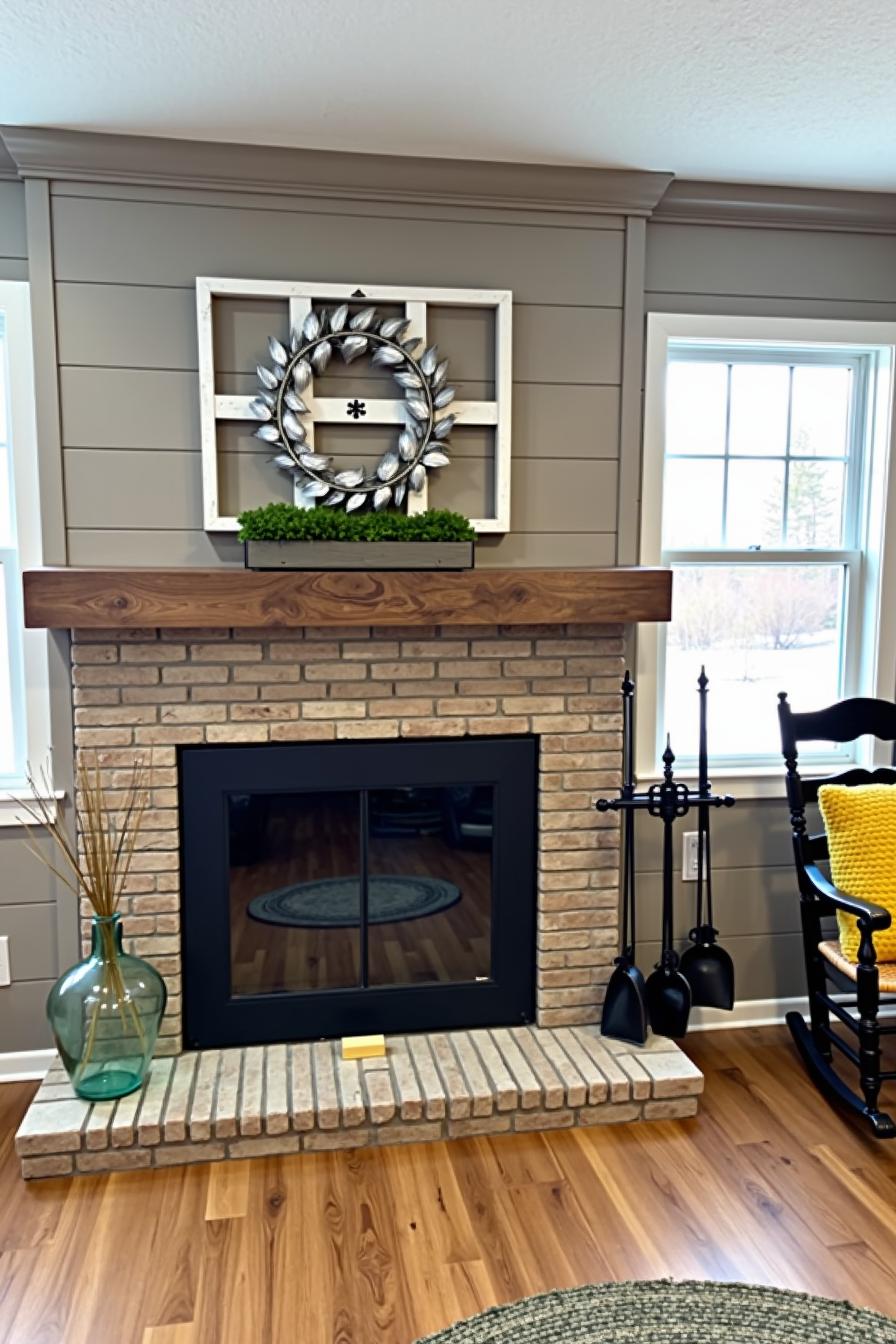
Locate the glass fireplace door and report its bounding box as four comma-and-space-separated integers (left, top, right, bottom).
181, 735, 536, 1049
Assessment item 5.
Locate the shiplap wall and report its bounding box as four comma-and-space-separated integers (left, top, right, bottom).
52, 182, 625, 568
635, 220, 896, 998
1, 172, 632, 1051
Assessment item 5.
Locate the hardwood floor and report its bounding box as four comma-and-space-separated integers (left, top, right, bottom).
3, 1026, 896, 1342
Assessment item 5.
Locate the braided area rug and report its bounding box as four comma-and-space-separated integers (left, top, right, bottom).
416, 1280, 896, 1343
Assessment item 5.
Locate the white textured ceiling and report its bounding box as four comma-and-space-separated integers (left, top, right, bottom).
1, 0, 895, 191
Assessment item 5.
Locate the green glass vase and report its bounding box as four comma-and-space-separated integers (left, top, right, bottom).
46, 913, 167, 1101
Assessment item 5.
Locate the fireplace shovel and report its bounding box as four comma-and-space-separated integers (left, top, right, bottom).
645, 741, 692, 1039
601, 807, 648, 1044
601, 676, 648, 1045
680, 802, 734, 1009
680, 670, 735, 1011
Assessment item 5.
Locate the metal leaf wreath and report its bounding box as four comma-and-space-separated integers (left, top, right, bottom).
249, 303, 456, 512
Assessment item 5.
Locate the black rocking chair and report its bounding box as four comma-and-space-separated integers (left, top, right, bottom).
778, 693, 896, 1139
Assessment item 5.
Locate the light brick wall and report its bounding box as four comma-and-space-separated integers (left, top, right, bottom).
70, 623, 624, 1054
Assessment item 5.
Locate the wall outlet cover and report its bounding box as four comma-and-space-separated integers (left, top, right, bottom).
682, 832, 707, 882
0, 935, 10, 987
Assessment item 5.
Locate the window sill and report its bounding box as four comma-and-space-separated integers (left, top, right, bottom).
0, 790, 65, 828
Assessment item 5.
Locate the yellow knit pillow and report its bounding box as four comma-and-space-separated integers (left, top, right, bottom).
817, 783, 896, 962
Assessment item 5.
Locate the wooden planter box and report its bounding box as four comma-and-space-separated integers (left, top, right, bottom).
244, 540, 475, 571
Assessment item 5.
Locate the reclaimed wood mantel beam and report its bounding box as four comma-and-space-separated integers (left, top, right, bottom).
23, 567, 672, 630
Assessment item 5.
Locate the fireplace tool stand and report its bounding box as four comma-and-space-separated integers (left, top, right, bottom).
596, 672, 735, 1041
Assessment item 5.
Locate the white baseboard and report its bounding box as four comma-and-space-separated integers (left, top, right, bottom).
689, 993, 896, 1031
0, 1048, 55, 1082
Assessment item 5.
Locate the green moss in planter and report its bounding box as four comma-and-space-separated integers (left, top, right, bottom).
237, 504, 475, 544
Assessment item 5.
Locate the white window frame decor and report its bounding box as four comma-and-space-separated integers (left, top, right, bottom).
639, 313, 896, 797
0, 279, 52, 821
196, 279, 512, 533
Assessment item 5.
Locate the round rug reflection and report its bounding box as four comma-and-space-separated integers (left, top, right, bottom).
416, 1280, 896, 1344
247, 874, 461, 929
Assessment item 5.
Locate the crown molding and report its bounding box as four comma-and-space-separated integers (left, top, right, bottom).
654, 178, 896, 235
0, 126, 673, 217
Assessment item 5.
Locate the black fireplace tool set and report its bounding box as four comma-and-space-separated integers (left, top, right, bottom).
596, 669, 735, 1045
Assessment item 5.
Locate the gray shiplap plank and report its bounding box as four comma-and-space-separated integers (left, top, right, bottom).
646, 222, 896, 303
55, 283, 197, 370
60, 368, 200, 450
66, 528, 244, 567
0, 980, 56, 1052
51, 193, 624, 305
64, 445, 609, 536
50, 178, 626, 233
218, 442, 493, 519
59, 365, 616, 463
514, 307, 621, 384
475, 531, 616, 568
55, 283, 620, 387
63, 448, 202, 530
511, 458, 617, 533
633, 865, 802, 939
0, 905, 59, 981
511, 384, 619, 459
0, 831, 65, 907
212, 299, 498, 386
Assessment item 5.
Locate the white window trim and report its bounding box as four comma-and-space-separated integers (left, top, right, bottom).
638, 313, 896, 799
0, 280, 52, 822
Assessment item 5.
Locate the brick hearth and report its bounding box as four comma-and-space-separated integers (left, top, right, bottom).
16, 1028, 703, 1178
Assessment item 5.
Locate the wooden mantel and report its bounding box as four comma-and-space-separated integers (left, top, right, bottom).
23, 567, 672, 630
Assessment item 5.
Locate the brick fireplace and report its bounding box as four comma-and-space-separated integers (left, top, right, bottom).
15, 566, 703, 1178
71, 619, 627, 1052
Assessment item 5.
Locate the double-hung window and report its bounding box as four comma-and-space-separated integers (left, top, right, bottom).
639, 315, 896, 786
0, 279, 49, 803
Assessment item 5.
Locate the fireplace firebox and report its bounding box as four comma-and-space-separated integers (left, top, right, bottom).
181, 735, 537, 1048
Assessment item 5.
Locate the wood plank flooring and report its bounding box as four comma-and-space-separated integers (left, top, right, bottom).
3, 1025, 896, 1342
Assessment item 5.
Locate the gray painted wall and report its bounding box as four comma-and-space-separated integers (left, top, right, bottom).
635, 220, 896, 1000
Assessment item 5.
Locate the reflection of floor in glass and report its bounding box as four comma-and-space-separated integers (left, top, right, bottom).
665, 632, 840, 758
228, 797, 492, 998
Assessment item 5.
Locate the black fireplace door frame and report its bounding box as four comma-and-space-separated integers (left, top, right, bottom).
180, 735, 537, 1049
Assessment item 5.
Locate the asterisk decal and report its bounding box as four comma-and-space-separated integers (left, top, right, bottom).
346, 399, 367, 420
